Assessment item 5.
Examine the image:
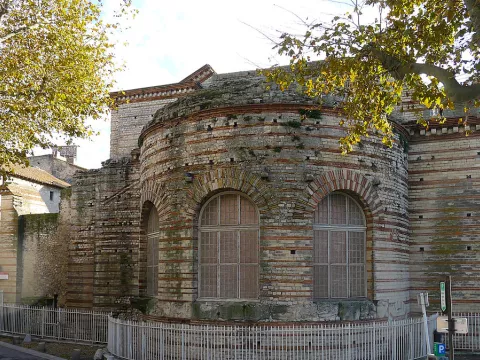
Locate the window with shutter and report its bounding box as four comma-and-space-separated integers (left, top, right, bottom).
313, 193, 366, 299
146, 207, 159, 296
199, 193, 259, 300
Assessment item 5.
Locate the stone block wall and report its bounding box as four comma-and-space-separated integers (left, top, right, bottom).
110, 99, 177, 160
408, 121, 480, 313
0, 192, 19, 303
66, 156, 141, 310
18, 213, 59, 301
28, 154, 86, 184
137, 71, 411, 321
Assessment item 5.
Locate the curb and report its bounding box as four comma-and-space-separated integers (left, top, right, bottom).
0, 340, 66, 360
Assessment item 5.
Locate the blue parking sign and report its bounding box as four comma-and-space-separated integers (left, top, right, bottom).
434, 342, 446, 356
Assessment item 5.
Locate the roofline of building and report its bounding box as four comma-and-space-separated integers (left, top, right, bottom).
109, 65, 216, 105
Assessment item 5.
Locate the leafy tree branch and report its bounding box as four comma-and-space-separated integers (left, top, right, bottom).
262, 0, 480, 153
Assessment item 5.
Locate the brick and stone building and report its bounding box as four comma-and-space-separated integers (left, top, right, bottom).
63, 64, 480, 323
0, 165, 71, 303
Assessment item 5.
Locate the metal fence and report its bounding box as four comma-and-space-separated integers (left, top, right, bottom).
108, 315, 438, 360
0, 303, 109, 344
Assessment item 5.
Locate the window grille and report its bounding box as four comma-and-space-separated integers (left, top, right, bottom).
199, 193, 259, 299
146, 207, 159, 296
313, 193, 366, 299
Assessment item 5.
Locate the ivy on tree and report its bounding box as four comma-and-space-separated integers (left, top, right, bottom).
262, 0, 480, 153
0, 0, 135, 176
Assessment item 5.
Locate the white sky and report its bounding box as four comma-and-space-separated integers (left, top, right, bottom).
35, 0, 354, 169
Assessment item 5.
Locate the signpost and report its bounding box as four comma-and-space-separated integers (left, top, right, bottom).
434, 342, 446, 357
440, 281, 446, 312
435, 276, 469, 360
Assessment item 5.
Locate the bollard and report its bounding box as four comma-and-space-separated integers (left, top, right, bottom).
37, 342, 46, 353
71, 349, 81, 360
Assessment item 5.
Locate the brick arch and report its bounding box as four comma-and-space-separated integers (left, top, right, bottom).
184, 168, 275, 218
306, 169, 383, 300
140, 179, 170, 223
306, 169, 382, 218
139, 179, 170, 296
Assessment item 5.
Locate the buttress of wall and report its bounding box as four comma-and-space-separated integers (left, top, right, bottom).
409, 125, 480, 313
18, 213, 59, 302
0, 193, 18, 303
66, 157, 141, 309
110, 99, 177, 160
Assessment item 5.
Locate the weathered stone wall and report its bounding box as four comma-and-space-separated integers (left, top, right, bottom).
18, 213, 59, 301
408, 122, 480, 314
0, 193, 18, 303
28, 154, 86, 184
138, 71, 411, 321
110, 99, 178, 160
66, 156, 141, 310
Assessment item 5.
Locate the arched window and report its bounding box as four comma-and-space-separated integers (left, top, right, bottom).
313, 192, 366, 299
146, 207, 159, 296
199, 192, 259, 299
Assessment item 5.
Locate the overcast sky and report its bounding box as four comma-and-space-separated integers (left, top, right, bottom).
36, 0, 353, 169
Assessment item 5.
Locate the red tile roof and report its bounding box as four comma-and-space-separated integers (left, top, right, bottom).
8, 165, 70, 188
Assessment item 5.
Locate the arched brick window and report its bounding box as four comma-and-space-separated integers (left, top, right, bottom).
146, 206, 159, 296
313, 192, 366, 299
199, 192, 259, 299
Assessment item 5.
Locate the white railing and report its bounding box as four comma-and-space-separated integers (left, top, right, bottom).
0, 303, 109, 344
108, 315, 438, 360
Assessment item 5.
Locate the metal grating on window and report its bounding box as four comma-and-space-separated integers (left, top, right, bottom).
315, 197, 329, 224
220, 194, 238, 225
199, 193, 259, 300
146, 207, 159, 296
330, 194, 347, 224
201, 200, 218, 226
348, 198, 364, 225
313, 193, 366, 299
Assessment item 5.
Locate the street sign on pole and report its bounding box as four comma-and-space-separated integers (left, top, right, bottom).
436, 316, 469, 334
440, 281, 446, 312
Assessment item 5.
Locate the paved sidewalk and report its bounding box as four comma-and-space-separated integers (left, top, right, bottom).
0, 341, 65, 360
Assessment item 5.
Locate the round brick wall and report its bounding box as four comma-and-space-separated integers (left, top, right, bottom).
139, 72, 410, 322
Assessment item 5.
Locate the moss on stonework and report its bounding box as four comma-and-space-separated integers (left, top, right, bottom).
192, 302, 288, 321
282, 120, 302, 129
61, 187, 72, 199
298, 109, 322, 119
130, 296, 156, 314
24, 213, 59, 232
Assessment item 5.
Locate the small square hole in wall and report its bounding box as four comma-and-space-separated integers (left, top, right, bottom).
419, 215, 423, 219
230, 158, 234, 163
467, 213, 472, 217
315, 121, 320, 125
209, 159, 214, 165
467, 246, 472, 251
290, 250, 296, 255
306, 156, 310, 160
420, 178, 424, 182
273, 119, 277, 123
420, 247, 424, 252
233, 122, 238, 128
467, 175, 472, 179
49, 191, 54, 201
